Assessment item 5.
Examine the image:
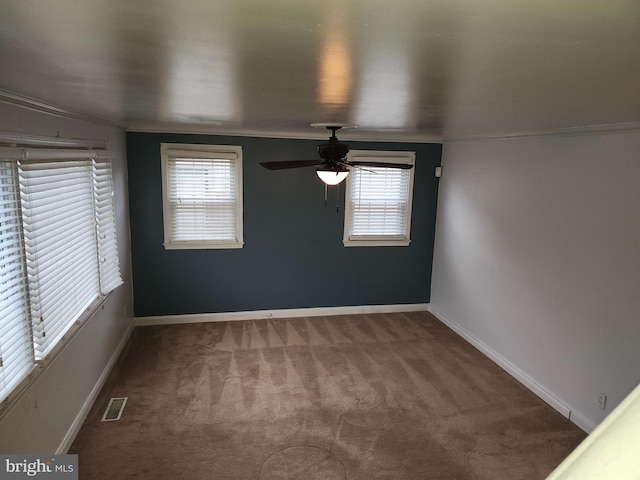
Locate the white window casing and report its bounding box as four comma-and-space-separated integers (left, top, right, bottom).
161, 144, 244, 250
0, 147, 122, 406
343, 150, 416, 247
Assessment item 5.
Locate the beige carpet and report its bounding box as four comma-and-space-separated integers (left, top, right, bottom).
71, 312, 585, 479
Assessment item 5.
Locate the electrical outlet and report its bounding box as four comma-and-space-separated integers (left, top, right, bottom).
597, 393, 607, 410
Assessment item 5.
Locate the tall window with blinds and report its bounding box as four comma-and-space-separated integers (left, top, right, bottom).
0, 148, 122, 406
161, 144, 243, 249
0, 160, 33, 405
343, 151, 416, 247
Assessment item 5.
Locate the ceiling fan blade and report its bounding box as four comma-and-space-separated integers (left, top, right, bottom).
348, 161, 414, 170
335, 159, 375, 174
260, 160, 323, 170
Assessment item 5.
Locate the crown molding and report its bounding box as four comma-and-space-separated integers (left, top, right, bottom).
445, 122, 640, 142
11, 88, 636, 144
0, 130, 107, 149
0, 89, 122, 129
125, 122, 444, 144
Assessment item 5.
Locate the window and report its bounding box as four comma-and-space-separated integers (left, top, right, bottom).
161, 144, 243, 249
0, 159, 32, 405
0, 148, 122, 405
343, 150, 416, 247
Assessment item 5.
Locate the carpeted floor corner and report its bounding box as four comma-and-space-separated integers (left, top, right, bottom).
70, 312, 586, 479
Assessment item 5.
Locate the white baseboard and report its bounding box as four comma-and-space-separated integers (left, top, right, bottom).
135, 303, 430, 326
569, 409, 597, 433
56, 323, 135, 454
428, 307, 589, 429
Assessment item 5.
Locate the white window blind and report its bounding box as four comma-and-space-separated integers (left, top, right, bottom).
19, 160, 101, 359
0, 148, 122, 405
93, 158, 123, 294
343, 151, 415, 247
0, 160, 34, 404
161, 144, 243, 249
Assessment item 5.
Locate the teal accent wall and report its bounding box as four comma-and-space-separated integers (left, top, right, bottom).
126, 132, 441, 316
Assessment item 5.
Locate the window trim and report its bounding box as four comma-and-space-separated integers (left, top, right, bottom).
160, 143, 244, 250
343, 150, 416, 247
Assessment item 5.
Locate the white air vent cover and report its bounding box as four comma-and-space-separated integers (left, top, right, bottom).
102, 397, 128, 421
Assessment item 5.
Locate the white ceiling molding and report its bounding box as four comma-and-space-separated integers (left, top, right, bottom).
0, 130, 107, 150
444, 122, 640, 143
125, 123, 444, 144
0, 89, 122, 129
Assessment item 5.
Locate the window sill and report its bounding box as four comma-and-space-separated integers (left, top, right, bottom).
343, 239, 411, 247
164, 241, 244, 250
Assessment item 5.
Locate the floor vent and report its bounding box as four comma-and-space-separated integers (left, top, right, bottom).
102, 397, 128, 422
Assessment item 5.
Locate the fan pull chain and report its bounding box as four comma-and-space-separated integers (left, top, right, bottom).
321, 183, 341, 212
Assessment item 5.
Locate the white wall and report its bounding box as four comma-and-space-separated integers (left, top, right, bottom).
431, 129, 640, 432
0, 102, 134, 452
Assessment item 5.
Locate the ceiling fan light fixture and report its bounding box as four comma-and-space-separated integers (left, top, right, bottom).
316, 168, 349, 185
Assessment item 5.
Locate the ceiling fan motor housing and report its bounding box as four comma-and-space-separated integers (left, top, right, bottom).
317, 138, 350, 162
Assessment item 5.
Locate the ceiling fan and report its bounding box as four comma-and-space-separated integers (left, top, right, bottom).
259, 123, 414, 185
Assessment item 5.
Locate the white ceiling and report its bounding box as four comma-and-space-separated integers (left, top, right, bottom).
1, 0, 639, 142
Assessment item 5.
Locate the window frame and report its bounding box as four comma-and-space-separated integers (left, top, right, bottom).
343, 150, 416, 247
161, 143, 244, 250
